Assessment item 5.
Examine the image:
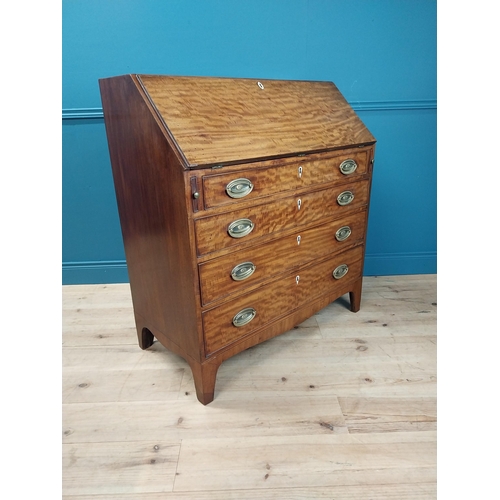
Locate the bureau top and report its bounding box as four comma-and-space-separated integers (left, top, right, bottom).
121, 74, 375, 168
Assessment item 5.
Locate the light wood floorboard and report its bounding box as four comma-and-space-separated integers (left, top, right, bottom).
62, 274, 437, 498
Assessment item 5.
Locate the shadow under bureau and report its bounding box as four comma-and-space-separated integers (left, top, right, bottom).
99, 74, 376, 404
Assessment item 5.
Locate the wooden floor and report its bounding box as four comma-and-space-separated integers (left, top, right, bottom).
62, 274, 437, 499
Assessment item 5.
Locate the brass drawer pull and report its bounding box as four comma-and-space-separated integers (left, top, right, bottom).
339, 159, 358, 175
232, 307, 257, 327
228, 218, 254, 238
230, 262, 256, 281
226, 178, 254, 199
337, 190, 354, 206
335, 225, 352, 242
333, 264, 349, 280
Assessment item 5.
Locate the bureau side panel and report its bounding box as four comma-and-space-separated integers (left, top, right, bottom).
99, 75, 201, 361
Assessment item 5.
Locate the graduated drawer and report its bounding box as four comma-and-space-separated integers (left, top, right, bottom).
195, 178, 370, 256
198, 210, 367, 305
202, 150, 369, 208
202, 245, 364, 355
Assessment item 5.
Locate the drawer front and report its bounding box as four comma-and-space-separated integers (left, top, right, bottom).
203, 274, 296, 355
202, 245, 364, 355
203, 150, 369, 208
199, 210, 367, 305
294, 245, 364, 306
195, 178, 370, 255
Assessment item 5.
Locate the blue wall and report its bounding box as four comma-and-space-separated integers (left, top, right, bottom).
62, 0, 436, 284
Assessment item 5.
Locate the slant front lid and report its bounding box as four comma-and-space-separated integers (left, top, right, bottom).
137, 75, 375, 168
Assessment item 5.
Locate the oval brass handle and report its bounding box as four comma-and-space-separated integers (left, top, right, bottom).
232, 307, 257, 327
339, 159, 358, 175
333, 264, 349, 280
226, 178, 254, 199
228, 218, 254, 238
230, 261, 256, 281
335, 225, 352, 242
337, 190, 354, 206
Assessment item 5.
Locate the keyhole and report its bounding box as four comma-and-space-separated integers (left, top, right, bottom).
257, 81, 264, 90
297, 199, 302, 210
298, 166, 303, 178
297, 235, 301, 245
296, 275, 300, 285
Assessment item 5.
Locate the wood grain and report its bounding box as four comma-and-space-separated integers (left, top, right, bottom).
195, 179, 370, 255
173, 432, 436, 491
62, 396, 349, 444
137, 75, 376, 166
199, 210, 367, 305
62, 441, 180, 496
338, 396, 437, 433
202, 149, 369, 208
64, 482, 437, 500
100, 74, 375, 404
62, 274, 436, 498
202, 245, 364, 355
100, 75, 202, 360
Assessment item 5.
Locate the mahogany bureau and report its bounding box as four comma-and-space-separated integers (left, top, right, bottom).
99, 75, 376, 405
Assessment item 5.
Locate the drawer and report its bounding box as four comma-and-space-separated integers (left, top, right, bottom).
294, 245, 364, 306
198, 210, 367, 305
202, 245, 364, 355
195, 178, 370, 256
202, 150, 369, 208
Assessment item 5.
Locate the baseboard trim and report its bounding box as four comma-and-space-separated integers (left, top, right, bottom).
62, 252, 436, 285
62, 260, 129, 285
363, 251, 437, 276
